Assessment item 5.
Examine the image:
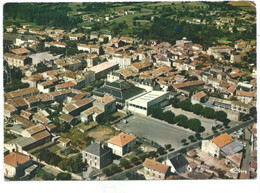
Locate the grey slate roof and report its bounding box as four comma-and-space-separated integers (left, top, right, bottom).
84, 141, 111, 157
168, 154, 189, 169
221, 141, 244, 156
7, 137, 36, 148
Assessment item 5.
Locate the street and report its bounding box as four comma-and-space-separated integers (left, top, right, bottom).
239, 127, 252, 179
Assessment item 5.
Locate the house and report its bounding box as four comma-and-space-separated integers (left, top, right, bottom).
143, 158, 170, 180
4, 103, 18, 118
4, 53, 32, 67
201, 133, 234, 159
68, 33, 85, 41
107, 132, 136, 157
166, 154, 189, 174
82, 141, 112, 169
4, 152, 34, 178
191, 91, 207, 104
59, 114, 78, 126
87, 54, 99, 68
89, 62, 119, 79
62, 97, 92, 116
55, 58, 82, 71
10, 47, 31, 55
187, 162, 197, 172
236, 90, 255, 104
58, 138, 71, 148
81, 106, 103, 122
94, 94, 116, 113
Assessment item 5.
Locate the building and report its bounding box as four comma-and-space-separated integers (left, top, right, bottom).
82, 141, 112, 169
93, 94, 116, 113
176, 37, 193, 48
107, 132, 136, 157
201, 133, 235, 159
143, 158, 170, 180
4, 53, 32, 67
166, 154, 189, 174
191, 91, 207, 104
4, 152, 34, 178
80, 106, 104, 122
126, 90, 169, 116
89, 62, 119, 79
93, 80, 144, 103
62, 97, 92, 116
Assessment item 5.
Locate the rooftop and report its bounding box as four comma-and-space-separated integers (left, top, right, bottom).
4, 152, 30, 168
143, 158, 169, 174
84, 141, 111, 157
212, 133, 234, 148
107, 132, 136, 147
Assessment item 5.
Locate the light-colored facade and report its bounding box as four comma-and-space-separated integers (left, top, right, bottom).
201, 140, 220, 158
126, 91, 169, 116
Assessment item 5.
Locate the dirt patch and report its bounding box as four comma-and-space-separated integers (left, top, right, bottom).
88, 126, 114, 142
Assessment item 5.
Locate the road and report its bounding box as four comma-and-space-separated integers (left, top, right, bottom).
239, 127, 252, 179
116, 114, 194, 149
106, 119, 255, 180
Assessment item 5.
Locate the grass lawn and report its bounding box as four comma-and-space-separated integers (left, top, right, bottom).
110, 112, 127, 124
28, 142, 53, 155
48, 145, 62, 153
76, 121, 99, 133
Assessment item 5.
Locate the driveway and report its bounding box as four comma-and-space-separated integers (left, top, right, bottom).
116, 114, 194, 149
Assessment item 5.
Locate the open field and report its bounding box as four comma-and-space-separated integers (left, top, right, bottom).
228, 1, 255, 7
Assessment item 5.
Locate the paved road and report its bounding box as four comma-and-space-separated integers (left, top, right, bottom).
42, 165, 60, 176
116, 114, 194, 149
239, 127, 251, 179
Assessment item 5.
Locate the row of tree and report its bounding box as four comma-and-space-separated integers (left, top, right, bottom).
171, 98, 228, 123
149, 106, 205, 133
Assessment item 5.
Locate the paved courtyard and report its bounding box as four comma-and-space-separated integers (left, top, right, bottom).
116, 114, 194, 149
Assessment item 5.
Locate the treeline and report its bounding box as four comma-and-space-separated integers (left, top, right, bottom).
171, 98, 229, 124
4, 3, 81, 29
149, 106, 205, 133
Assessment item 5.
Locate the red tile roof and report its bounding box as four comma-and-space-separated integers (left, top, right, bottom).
143, 158, 169, 174
108, 132, 136, 147
4, 152, 30, 167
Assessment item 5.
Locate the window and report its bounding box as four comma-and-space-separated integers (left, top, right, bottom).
153, 173, 155, 177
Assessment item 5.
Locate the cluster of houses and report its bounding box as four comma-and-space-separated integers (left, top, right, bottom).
141, 130, 256, 180
4, 20, 256, 179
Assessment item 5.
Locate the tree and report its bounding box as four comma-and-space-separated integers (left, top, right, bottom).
157, 147, 165, 155
171, 97, 180, 108
187, 118, 202, 132
138, 153, 147, 162
175, 115, 188, 128
179, 99, 193, 112
188, 135, 195, 142
165, 144, 172, 150
102, 168, 110, 176
181, 139, 187, 144
215, 111, 227, 122
110, 164, 120, 173
120, 158, 130, 169
192, 104, 204, 115
195, 133, 201, 139
202, 107, 215, 119
56, 173, 71, 180
149, 106, 164, 120
130, 157, 139, 165
163, 111, 175, 124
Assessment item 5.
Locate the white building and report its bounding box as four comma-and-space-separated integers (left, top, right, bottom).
107, 132, 136, 157
126, 91, 169, 116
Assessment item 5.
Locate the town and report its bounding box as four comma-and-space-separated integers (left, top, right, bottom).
3, 1, 257, 181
